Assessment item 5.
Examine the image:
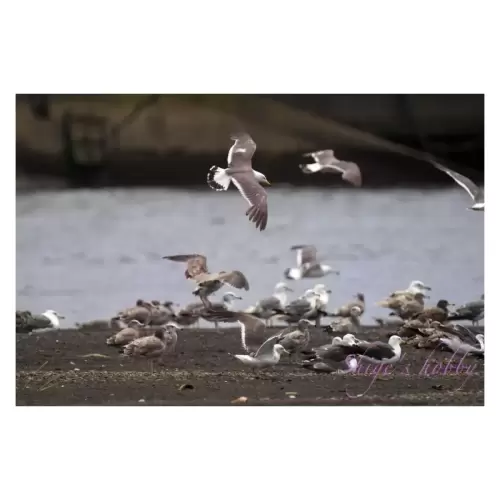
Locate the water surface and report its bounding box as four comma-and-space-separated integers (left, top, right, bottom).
16, 186, 484, 325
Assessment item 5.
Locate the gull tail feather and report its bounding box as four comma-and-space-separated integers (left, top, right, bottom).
207, 166, 231, 191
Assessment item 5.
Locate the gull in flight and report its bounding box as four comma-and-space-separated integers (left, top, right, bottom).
300, 149, 362, 187
284, 244, 339, 280
429, 159, 484, 211
207, 132, 271, 230
162, 253, 249, 308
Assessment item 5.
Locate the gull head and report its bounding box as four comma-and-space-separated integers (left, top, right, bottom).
313, 284, 332, 294
342, 334, 360, 346
42, 309, 65, 327
388, 335, 404, 347
274, 344, 289, 356
223, 292, 243, 303
408, 280, 432, 292
166, 321, 182, 330
254, 170, 271, 186
275, 282, 294, 293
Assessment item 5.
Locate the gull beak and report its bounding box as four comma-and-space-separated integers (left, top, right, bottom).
262, 179, 271, 186
57, 314, 66, 319
326, 290, 332, 294
285, 286, 294, 292
424, 286, 432, 290
235, 296, 243, 300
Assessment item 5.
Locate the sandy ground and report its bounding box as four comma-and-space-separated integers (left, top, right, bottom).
16, 325, 484, 406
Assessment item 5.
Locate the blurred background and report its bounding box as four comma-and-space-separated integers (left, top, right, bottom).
16, 94, 484, 324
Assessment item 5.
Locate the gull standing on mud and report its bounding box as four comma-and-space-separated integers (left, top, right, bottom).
162, 254, 249, 308
428, 159, 484, 211
284, 245, 339, 280
245, 282, 293, 326
299, 150, 362, 187
206, 132, 271, 230
449, 294, 484, 326
355, 335, 404, 366
106, 319, 144, 346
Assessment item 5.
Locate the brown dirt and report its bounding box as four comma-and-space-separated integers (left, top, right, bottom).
16, 325, 484, 406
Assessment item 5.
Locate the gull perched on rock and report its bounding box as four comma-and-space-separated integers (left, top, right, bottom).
162, 253, 249, 308
284, 245, 339, 280
206, 132, 271, 230
245, 282, 294, 326
428, 159, 484, 211
300, 150, 362, 187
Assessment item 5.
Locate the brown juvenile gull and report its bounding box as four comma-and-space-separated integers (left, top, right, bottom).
123, 322, 182, 371
380, 292, 429, 318
324, 310, 362, 336
119, 299, 154, 325
148, 301, 178, 326
428, 159, 484, 211
284, 244, 340, 280
299, 149, 362, 187
331, 293, 365, 317
412, 299, 454, 323
206, 132, 271, 231
173, 302, 205, 327
271, 319, 315, 362
106, 319, 144, 346
162, 253, 249, 308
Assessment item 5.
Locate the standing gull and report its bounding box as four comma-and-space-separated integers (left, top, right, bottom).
207, 132, 271, 231
284, 245, 339, 280
162, 254, 249, 308
244, 282, 294, 326
271, 319, 315, 362
356, 335, 404, 366
299, 150, 362, 187
331, 293, 366, 318
449, 294, 484, 326
276, 289, 324, 324
428, 159, 484, 211
200, 292, 243, 331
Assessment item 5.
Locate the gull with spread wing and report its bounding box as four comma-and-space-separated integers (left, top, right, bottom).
162, 254, 249, 308
207, 132, 271, 230
300, 149, 362, 187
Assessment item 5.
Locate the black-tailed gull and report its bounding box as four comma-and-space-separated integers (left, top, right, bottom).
300, 149, 362, 187
207, 132, 271, 230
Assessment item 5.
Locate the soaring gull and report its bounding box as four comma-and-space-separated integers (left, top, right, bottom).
162, 253, 249, 308
284, 244, 339, 280
300, 150, 362, 187
206, 132, 271, 231
429, 159, 484, 211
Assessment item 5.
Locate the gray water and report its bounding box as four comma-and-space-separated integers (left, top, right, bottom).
16, 186, 484, 326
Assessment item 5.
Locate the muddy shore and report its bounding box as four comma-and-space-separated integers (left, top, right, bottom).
16, 325, 484, 406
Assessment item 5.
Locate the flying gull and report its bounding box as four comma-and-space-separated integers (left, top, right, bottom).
448, 294, 484, 326
244, 282, 294, 326
162, 253, 249, 308
299, 150, 362, 187
206, 132, 271, 231
428, 159, 484, 211
284, 245, 339, 280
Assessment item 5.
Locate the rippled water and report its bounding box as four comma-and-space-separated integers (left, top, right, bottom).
16, 186, 484, 325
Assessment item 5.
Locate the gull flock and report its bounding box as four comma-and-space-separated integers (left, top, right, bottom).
16, 132, 484, 376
